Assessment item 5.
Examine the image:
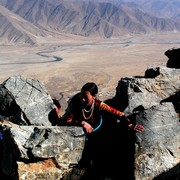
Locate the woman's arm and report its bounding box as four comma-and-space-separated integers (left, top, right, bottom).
99, 102, 126, 117
99, 102, 144, 132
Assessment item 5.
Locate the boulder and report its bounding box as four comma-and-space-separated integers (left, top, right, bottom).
1, 75, 54, 126
114, 66, 180, 179
115, 66, 180, 117
135, 103, 180, 179
165, 47, 180, 68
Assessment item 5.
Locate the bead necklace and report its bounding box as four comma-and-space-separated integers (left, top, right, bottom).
82, 99, 95, 120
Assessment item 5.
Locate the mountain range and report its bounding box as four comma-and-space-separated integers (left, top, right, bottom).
0, 0, 179, 46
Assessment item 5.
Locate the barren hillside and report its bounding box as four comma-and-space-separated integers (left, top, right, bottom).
0, 0, 180, 45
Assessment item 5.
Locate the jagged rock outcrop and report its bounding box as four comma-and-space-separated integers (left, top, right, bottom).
1, 75, 56, 126
113, 66, 180, 179
0, 121, 85, 179
0, 65, 180, 179
0, 76, 85, 179
118, 66, 180, 116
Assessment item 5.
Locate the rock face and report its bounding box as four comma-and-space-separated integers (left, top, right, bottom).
121, 66, 180, 116
114, 66, 180, 179
135, 103, 179, 179
0, 75, 85, 180
1, 75, 54, 126
0, 121, 85, 179
0, 64, 180, 179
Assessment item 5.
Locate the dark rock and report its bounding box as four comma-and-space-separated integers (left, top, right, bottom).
0, 84, 20, 117
165, 48, 180, 68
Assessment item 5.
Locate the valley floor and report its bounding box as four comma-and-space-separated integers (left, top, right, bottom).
0, 32, 179, 112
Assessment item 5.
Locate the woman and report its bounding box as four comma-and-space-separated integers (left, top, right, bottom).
62, 82, 144, 180
61, 82, 144, 179
62, 82, 144, 133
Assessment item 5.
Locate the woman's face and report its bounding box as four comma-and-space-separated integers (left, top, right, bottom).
81, 91, 95, 107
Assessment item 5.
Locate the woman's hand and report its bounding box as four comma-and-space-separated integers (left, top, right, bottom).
55, 107, 61, 118
128, 124, 144, 133
81, 121, 94, 133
